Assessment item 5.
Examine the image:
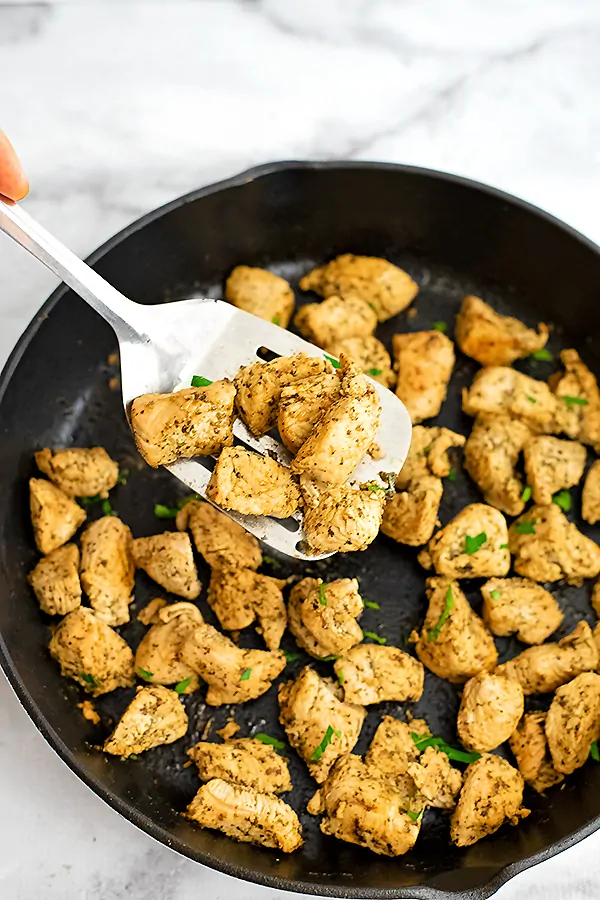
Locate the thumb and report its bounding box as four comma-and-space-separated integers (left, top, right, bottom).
0, 130, 29, 202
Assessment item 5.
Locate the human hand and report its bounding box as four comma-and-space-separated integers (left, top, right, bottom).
0, 130, 29, 202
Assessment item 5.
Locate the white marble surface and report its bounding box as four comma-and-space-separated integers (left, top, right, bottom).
2, 1, 600, 897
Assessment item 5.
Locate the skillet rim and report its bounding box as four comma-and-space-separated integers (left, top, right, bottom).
1, 159, 600, 899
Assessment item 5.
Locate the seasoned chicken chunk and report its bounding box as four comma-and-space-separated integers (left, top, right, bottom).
300, 254, 418, 322
509, 712, 564, 793
225, 265, 295, 328
301, 479, 385, 554
481, 577, 563, 645
381, 476, 443, 547
396, 425, 466, 488
552, 349, 600, 451
450, 755, 528, 847
188, 737, 292, 793
325, 335, 395, 388
130, 379, 235, 467
29, 477, 86, 555
407, 746, 463, 810
182, 620, 286, 705
176, 500, 261, 571
524, 435, 586, 505
137, 596, 167, 625
80, 516, 135, 626
497, 621, 598, 695
365, 716, 430, 778
418, 503, 510, 579
277, 371, 341, 454
35, 447, 119, 498
287, 577, 363, 659
207, 447, 300, 518
415, 577, 497, 683
49, 607, 134, 695
464, 415, 531, 516
333, 645, 424, 705
103, 685, 188, 756
457, 672, 524, 753
291, 355, 381, 485
278, 667, 366, 783
392, 331, 455, 424
294, 294, 377, 347
455, 295, 549, 366
186, 778, 302, 853
462, 366, 557, 430
582, 460, 600, 524
135, 602, 203, 692
28, 543, 81, 616
207, 567, 287, 650
546, 672, 600, 774
132, 532, 201, 599
508, 503, 600, 584
234, 353, 331, 436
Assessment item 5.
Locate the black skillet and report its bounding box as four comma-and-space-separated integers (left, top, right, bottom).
1, 161, 600, 899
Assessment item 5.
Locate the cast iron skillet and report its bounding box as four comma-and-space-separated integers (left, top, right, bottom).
2, 161, 600, 899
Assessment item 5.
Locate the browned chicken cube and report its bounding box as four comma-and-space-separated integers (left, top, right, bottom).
294, 294, 377, 347
135, 601, 204, 692
300, 254, 418, 321
365, 716, 430, 778
80, 516, 135, 626
103, 685, 188, 756
49, 607, 134, 695
407, 746, 463, 810
508, 503, 600, 584
29, 477, 86, 555
325, 335, 395, 388
582, 460, 600, 524
132, 532, 201, 599
301, 479, 386, 554
136, 596, 167, 625
457, 672, 524, 753
28, 543, 81, 616
396, 425, 466, 488
278, 667, 366, 783
552, 349, 600, 452
418, 503, 510, 579
393, 331, 455, 424
462, 366, 557, 431
277, 371, 341, 454
464, 415, 532, 516
176, 500, 261, 571
287, 577, 363, 659
130, 379, 236, 467
524, 435, 586, 505
450, 755, 528, 847
207, 567, 287, 650
35, 447, 119, 498
545, 671, 600, 774
414, 577, 497, 683
455, 295, 548, 366
207, 447, 300, 518
509, 712, 564, 793
225, 265, 295, 328
381, 476, 443, 547
481, 577, 563, 645
188, 737, 292, 793
333, 645, 424, 705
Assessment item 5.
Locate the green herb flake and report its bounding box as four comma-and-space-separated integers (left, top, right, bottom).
101, 499, 114, 516
154, 503, 178, 519
324, 353, 341, 370
562, 395, 589, 408
446, 467, 457, 482
499, 542, 509, 549
138, 668, 154, 681
432, 321, 447, 333
272, 316, 281, 326
490, 589, 501, 601
521, 485, 532, 503
553, 490, 572, 512
405, 808, 423, 822
515, 519, 537, 535
262, 554, 282, 569
319, 583, 328, 606
363, 630, 386, 645
366, 483, 386, 491
367, 367, 383, 376
530, 348, 553, 362
364, 600, 380, 610
116, 469, 129, 486
78, 494, 102, 507
177, 493, 200, 509
319, 654, 340, 662
240, 668, 252, 681
174, 677, 192, 694
254, 733, 286, 749
80, 672, 98, 686
411, 732, 481, 764
129, 753, 138, 760
191, 375, 213, 387
428, 585, 454, 642
310, 725, 341, 761
284, 650, 301, 663
465, 532, 487, 555
591, 741, 600, 761
526, 395, 537, 404
338, 669, 345, 686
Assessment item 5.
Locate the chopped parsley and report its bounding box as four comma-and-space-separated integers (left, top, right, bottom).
191, 375, 212, 387
591, 741, 600, 761
101, 499, 114, 516
174, 677, 192, 694
562, 395, 589, 408
318, 583, 328, 606
363, 630, 386, 645
364, 600, 380, 610
553, 490, 572, 512
366, 483, 387, 491
428, 585, 454, 642
319, 654, 340, 661
446, 468, 457, 482
78, 494, 102, 507
337, 669, 345, 686
284, 650, 301, 663
272, 316, 281, 326
490, 589, 501, 601
521, 485, 532, 503
154, 503, 178, 519
526, 395, 537, 404
80, 672, 98, 687
432, 321, 447, 333
411, 732, 480, 764
499, 542, 509, 549
530, 348, 553, 362
324, 353, 341, 370
310, 725, 341, 761
515, 519, 537, 535
138, 668, 154, 681
240, 668, 252, 681
465, 532, 487, 555
129, 754, 138, 760
262, 555, 282, 568
177, 494, 201, 509
254, 733, 285, 749
405, 808, 423, 822
367, 368, 383, 376
116, 469, 129, 485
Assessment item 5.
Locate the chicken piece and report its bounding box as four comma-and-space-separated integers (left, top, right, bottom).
207, 447, 300, 518
277, 372, 341, 454
497, 621, 599, 695
294, 294, 377, 348
462, 366, 557, 431
415, 577, 497, 683
234, 353, 331, 436
207, 567, 287, 650
130, 379, 236, 467
464, 415, 532, 516
188, 737, 292, 793
301, 479, 385, 554
78, 700, 101, 725
509, 712, 564, 793
311, 754, 422, 856
552, 349, 600, 451
300, 254, 418, 322
407, 746, 463, 810
136, 597, 167, 625
381, 476, 443, 547
278, 667, 366, 783
80, 516, 135, 626
28, 543, 81, 616
365, 716, 430, 778
508, 503, 600, 584
176, 500, 261, 571
215, 719, 239, 740
582, 460, 600, 525
35, 447, 119, 499
135, 602, 203, 692
455, 295, 549, 366
392, 331, 455, 424
325, 335, 395, 388
132, 532, 201, 599
396, 425, 466, 488
546, 672, 600, 774
418, 503, 510, 579
481, 577, 563, 645
29, 477, 86, 555
186, 779, 302, 853
225, 265, 295, 328
450, 755, 528, 847
291, 355, 381, 485
457, 672, 524, 753
524, 435, 586, 505
287, 577, 364, 659
333, 645, 424, 705
182, 620, 286, 705
103, 685, 188, 756
49, 607, 134, 695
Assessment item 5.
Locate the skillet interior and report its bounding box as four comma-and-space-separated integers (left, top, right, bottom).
1, 162, 600, 899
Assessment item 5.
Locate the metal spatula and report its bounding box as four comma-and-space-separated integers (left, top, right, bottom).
0, 199, 412, 559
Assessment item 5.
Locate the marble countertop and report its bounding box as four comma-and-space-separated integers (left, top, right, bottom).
2, 1, 600, 897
